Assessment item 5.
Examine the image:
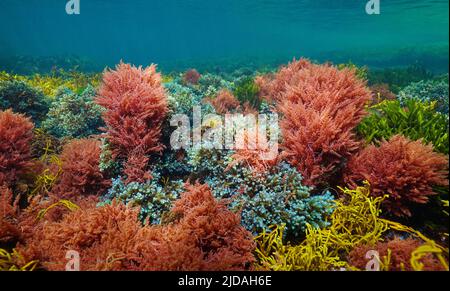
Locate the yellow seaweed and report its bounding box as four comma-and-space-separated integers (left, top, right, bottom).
0, 71, 26, 83
254, 182, 449, 271
36, 199, 80, 220
24, 71, 101, 98
30, 129, 62, 197
0, 248, 38, 271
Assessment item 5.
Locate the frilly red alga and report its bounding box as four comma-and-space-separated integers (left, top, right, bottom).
95, 62, 169, 183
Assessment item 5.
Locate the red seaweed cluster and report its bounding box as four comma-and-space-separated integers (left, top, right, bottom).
183, 69, 201, 85
96, 62, 168, 183
51, 139, 111, 200
344, 135, 449, 217
258, 59, 372, 186
0, 109, 34, 188
15, 183, 254, 271
348, 237, 447, 271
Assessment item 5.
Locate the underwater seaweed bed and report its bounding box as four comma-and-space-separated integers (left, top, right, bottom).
0, 59, 449, 272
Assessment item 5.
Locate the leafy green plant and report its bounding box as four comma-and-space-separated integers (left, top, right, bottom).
358, 99, 449, 154
233, 76, 261, 109
337, 62, 369, 81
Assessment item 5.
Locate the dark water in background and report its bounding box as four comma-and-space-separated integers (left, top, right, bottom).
0, 0, 448, 73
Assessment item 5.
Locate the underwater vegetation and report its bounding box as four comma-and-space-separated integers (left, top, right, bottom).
195, 148, 335, 236
42, 86, 104, 139
0, 248, 38, 271
0, 58, 448, 271
0, 184, 21, 244
198, 73, 233, 97
0, 80, 49, 126
207, 89, 241, 114
254, 183, 448, 271
96, 62, 169, 184
337, 62, 369, 81
358, 99, 449, 154
0, 110, 34, 189
26, 71, 102, 98
233, 76, 261, 110
0, 71, 24, 83
103, 171, 184, 224
348, 237, 447, 271
165, 82, 204, 116
183, 69, 201, 85
10, 183, 255, 271
0, 69, 101, 99
51, 138, 111, 201
344, 135, 448, 217
398, 76, 449, 115
367, 64, 434, 94
258, 59, 371, 187
368, 83, 397, 105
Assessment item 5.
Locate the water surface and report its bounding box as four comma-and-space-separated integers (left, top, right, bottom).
0, 0, 448, 72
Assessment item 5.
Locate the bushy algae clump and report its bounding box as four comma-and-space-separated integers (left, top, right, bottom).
15, 183, 256, 271
258, 59, 372, 187
51, 138, 111, 201
205, 157, 336, 236
42, 86, 104, 138
95, 62, 169, 184
345, 135, 449, 217
103, 171, 185, 224
0, 109, 34, 188
0, 80, 49, 125
358, 99, 449, 154
398, 76, 449, 115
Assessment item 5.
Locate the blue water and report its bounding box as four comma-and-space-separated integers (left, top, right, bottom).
0, 0, 448, 72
